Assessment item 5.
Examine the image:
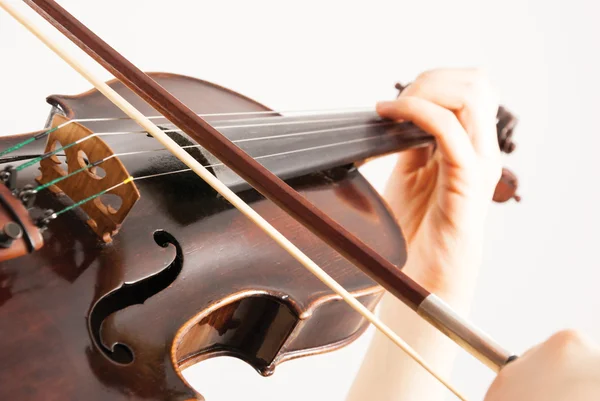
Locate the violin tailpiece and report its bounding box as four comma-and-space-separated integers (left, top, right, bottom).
36, 114, 140, 242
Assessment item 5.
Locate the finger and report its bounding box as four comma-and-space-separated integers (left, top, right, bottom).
404, 68, 499, 114
394, 146, 433, 173
404, 68, 494, 97
403, 70, 498, 154
402, 68, 500, 157
377, 97, 475, 170
520, 340, 545, 359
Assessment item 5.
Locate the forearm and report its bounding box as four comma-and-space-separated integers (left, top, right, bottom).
346, 291, 463, 401
347, 162, 482, 401
348, 68, 500, 401
346, 256, 479, 401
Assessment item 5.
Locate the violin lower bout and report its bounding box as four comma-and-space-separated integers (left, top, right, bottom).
0, 167, 405, 401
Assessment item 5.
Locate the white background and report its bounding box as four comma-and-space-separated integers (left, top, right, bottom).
1, 1, 599, 400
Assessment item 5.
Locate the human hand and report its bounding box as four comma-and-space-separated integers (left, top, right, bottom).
375, 68, 502, 297
484, 330, 600, 401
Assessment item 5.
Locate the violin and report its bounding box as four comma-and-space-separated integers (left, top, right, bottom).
0, 1, 520, 400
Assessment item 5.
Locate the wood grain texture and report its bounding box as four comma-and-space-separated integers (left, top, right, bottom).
0, 73, 405, 401
25, 0, 429, 311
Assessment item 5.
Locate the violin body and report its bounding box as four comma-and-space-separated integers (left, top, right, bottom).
0, 73, 406, 401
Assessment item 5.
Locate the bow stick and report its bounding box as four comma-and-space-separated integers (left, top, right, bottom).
0, 1, 515, 399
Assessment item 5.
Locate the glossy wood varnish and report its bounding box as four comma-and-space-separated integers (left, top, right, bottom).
26, 0, 428, 311
0, 73, 406, 401
0, 184, 44, 260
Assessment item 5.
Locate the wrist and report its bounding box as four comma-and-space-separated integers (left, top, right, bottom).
401, 239, 483, 311
404, 265, 477, 305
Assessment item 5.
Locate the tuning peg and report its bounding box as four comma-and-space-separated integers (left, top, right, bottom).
14, 185, 37, 209
496, 106, 518, 154
493, 168, 520, 203
0, 222, 23, 249
35, 209, 56, 231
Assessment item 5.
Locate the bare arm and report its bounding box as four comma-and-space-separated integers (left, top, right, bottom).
348, 68, 501, 401
349, 69, 600, 401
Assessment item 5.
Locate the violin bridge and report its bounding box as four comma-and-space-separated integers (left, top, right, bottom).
36, 114, 140, 243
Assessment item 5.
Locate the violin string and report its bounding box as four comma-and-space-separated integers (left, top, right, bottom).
98, 122, 397, 145
231, 121, 396, 144
96, 116, 384, 136
38, 124, 468, 398
14, 132, 102, 171
0, 112, 378, 157
30, 126, 424, 194
0, 115, 388, 159
11, 120, 406, 173
0, 4, 466, 399
38, 130, 410, 235
0, 119, 72, 158
132, 129, 421, 180
70, 106, 375, 123
190, 113, 377, 125
48, 176, 133, 219
29, 155, 115, 193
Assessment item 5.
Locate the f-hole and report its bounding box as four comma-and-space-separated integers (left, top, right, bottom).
89, 230, 183, 364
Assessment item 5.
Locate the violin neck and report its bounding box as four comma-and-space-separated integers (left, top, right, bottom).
193, 111, 434, 192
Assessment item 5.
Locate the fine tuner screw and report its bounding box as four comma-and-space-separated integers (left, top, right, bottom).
14, 185, 37, 209
35, 209, 56, 231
